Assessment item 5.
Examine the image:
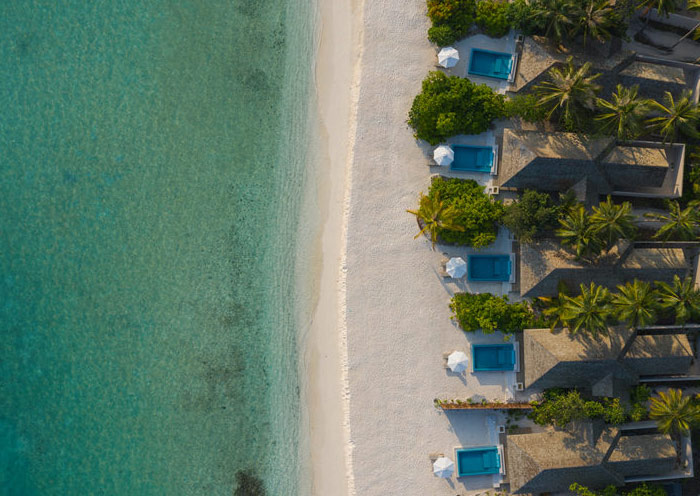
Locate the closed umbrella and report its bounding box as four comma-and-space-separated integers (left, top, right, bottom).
433, 456, 455, 478
446, 257, 467, 278
438, 47, 459, 68
447, 351, 468, 373
433, 145, 453, 166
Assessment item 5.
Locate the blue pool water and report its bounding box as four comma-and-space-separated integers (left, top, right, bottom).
468, 255, 512, 282
456, 447, 501, 477
452, 145, 494, 173
472, 344, 516, 371
468, 49, 514, 80
0, 1, 318, 494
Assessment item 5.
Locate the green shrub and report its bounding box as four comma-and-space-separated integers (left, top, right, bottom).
427, 0, 477, 44
427, 176, 504, 246
529, 389, 627, 427
570, 482, 666, 496
505, 94, 549, 123
629, 385, 651, 421
408, 71, 506, 145
475, 0, 510, 37
502, 190, 560, 242
681, 147, 700, 207
505, 0, 540, 34
450, 292, 538, 334
428, 25, 458, 45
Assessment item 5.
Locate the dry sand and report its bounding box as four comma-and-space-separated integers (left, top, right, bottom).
307, 0, 521, 494
342, 1, 520, 495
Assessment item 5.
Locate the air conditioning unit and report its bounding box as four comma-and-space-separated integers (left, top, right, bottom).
487, 185, 500, 196
498, 425, 506, 434
515, 34, 524, 44
515, 382, 524, 391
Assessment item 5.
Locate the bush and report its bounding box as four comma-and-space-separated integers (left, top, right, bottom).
475, 0, 511, 37
427, 177, 504, 246
502, 190, 560, 243
681, 147, 700, 207
570, 483, 666, 496
428, 25, 458, 45
450, 292, 539, 334
505, 94, 549, 123
629, 385, 651, 422
408, 71, 506, 145
427, 0, 477, 45
529, 389, 627, 427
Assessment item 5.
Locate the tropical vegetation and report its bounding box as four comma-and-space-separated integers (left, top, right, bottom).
646, 90, 700, 143
427, 0, 477, 45
529, 389, 627, 427
406, 192, 465, 249
569, 482, 666, 496
595, 85, 651, 140
450, 292, 540, 334
408, 71, 506, 145
559, 282, 612, 337
644, 200, 700, 241
590, 196, 636, 251
534, 57, 601, 130
421, 176, 504, 246
475, 0, 510, 37
501, 190, 561, 243
611, 280, 658, 329
656, 275, 700, 325
557, 204, 606, 260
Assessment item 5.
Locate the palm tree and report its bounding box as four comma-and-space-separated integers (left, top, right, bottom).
650, 388, 700, 440
561, 282, 612, 337
595, 85, 652, 140
638, 0, 684, 17
656, 275, 700, 325
644, 201, 700, 241
556, 204, 604, 260
535, 57, 602, 128
571, 0, 616, 48
530, 0, 577, 43
612, 280, 659, 328
589, 196, 637, 250
406, 193, 464, 250
646, 90, 700, 143
539, 281, 572, 330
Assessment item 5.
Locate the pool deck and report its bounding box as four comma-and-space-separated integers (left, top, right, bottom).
444, 33, 518, 94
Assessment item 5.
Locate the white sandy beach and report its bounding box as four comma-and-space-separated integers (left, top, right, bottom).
340, 1, 521, 495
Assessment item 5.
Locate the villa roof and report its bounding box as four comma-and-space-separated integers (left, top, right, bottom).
523, 327, 693, 391
498, 130, 685, 199
519, 239, 691, 298
506, 424, 675, 494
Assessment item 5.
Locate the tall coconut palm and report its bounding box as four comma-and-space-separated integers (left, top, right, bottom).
530, 0, 577, 43
407, 193, 464, 250
646, 90, 700, 143
656, 275, 700, 325
595, 85, 652, 140
612, 280, 659, 328
650, 389, 700, 439
561, 282, 612, 337
556, 204, 604, 260
644, 201, 700, 241
535, 57, 602, 128
590, 196, 637, 250
571, 0, 616, 48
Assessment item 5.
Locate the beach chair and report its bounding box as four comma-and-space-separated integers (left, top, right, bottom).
438, 256, 451, 278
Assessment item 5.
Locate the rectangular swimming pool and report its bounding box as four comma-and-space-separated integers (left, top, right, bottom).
452, 145, 497, 174
455, 446, 502, 477
468, 254, 514, 282
468, 49, 515, 81
472, 344, 516, 371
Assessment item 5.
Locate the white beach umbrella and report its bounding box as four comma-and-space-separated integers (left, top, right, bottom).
433, 456, 455, 478
433, 145, 454, 166
447, 351, 469, 373
446, 257, 467, 278
437, 46, 459, 68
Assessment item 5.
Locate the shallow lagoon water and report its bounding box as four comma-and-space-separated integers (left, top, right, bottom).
0, 1, 316, 494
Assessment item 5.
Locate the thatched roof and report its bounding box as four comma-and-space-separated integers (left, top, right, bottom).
506, 424, 676, 494
519, 239, 691, 298
523, 328, 693, 391
498, 130, 685, 198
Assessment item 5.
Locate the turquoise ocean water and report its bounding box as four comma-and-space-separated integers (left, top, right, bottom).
0, 1, 318, 494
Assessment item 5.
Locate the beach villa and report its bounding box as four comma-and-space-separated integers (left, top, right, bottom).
518, 240, 699, 298
496, 129, 687, 202
519, 327, 693, 394
505, 420, 680, 494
